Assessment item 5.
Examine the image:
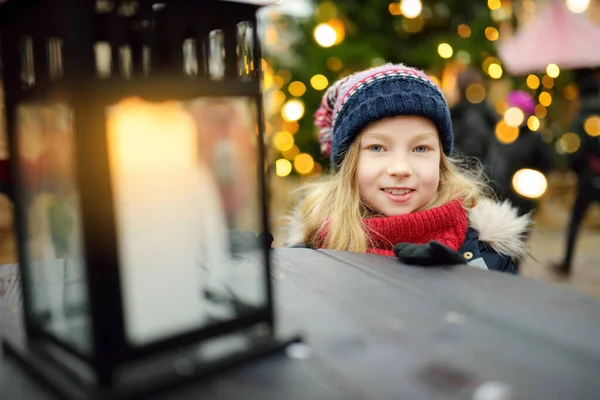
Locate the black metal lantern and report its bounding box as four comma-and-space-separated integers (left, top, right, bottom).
0, 0, 297, 398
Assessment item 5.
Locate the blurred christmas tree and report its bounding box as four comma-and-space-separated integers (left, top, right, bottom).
263, 0, 580, 178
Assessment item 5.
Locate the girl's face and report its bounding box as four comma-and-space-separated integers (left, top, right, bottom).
356, 116, 441, 216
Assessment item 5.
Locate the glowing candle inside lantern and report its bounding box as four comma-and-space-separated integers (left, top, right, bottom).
106, 98, 230, 345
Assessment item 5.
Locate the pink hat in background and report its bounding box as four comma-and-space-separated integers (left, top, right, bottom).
506, 90, 536, 118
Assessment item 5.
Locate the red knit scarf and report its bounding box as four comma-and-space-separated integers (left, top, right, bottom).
317, 200, 469, 257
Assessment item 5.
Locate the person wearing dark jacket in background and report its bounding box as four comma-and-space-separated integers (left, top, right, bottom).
451, 68, 498, 162
553, 68, 600, 278
485, 90, 553, 218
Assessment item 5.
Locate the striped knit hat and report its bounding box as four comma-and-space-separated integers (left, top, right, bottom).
315, 63, 453, 171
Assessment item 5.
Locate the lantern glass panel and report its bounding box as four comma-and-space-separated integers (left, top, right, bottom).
16, 103, 93, 355
105, 96, 267, 346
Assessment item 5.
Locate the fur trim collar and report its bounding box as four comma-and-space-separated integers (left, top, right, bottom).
283, 198, 530, 259
467, 198, 530, 260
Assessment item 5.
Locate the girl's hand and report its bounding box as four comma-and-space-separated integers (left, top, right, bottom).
393, 241, 466, 267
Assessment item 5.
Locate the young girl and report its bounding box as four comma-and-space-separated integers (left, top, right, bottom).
285, 63, 530, 274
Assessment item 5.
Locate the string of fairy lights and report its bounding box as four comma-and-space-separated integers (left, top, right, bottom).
264, 0, 600, 186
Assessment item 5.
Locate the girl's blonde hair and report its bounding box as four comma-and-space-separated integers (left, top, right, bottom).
295, 136, 492, 252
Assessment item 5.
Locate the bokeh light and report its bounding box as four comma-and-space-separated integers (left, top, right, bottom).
288, 81, 306, 97
527, 115, 540, 131
542, 75, 554, 89
566, 0, 590, 13
526, 75, 540, 89
310, 74, 329, 90
282, 144, 300, 160
273, 131, 294, 152
564, 84, 579, 100
488, 0, 502, 10
457, 24, 471, 38
438, 43, 453, 58
485, 27, 499, 41
535, 104, 547, 119
314, 23, 337, 47
488, 63, 503, 79
327, 56, 343, 71
282, 99, 305, 122
538, 92, 552, 107
546, 63, 560, 78
465, 83, 486, 104
294, 153, 315, 175
512, 169, 547, 199
504, 107, 525, 127
559, 132, 581, 153
584, 115, 600, 136
275, 158, 293, 177
389, 2, 402, 15
495, 121, 519, 144
401, 0, 423, 18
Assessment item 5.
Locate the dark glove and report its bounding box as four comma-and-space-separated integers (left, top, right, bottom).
393, 241, 467, 267
230, 230, 273, 251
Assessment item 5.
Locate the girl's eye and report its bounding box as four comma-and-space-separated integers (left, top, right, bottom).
414, 145, 430, 153
368, 145, 384, 152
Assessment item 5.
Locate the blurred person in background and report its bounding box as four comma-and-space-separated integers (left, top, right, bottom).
553, 68, 600, 278
450, 68, 498, 163
484, 90, 553, 273
485, 90, 553, 217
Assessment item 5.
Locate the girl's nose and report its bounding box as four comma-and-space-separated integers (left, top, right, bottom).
387, 158, 413, 178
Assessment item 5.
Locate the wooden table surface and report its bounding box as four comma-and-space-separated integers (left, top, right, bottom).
2, 248, 600, 399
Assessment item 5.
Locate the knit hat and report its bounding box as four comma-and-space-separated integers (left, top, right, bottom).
315, 63, 453, 171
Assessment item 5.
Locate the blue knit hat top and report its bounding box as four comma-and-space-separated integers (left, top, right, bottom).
315, 63, 453, 171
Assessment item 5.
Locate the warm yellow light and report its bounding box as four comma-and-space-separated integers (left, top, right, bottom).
535, 104, 547, 119
282, 99, 305, 122
263, 73, 274, 91
564, 84, 579, 100
273, 131, 294, 152
504, 107, 525, 128
465, 83, 486, 104
288, 81, 306, 97
488, 63, 503, 79
400, 0, 422, 18
566, 0, 590, 14
272, 75, 284, 90
277, 69, 292, 84
559, 132, 581, 154
282, 144, 300, 160
495, 120, 519, 144
402, 15, 424, 33
107, 98, 196, 171
457, 24, 471, 38
310, 74, 329, 90
327, 57, 343, 71
437, 43, 453, 59
275, 158, 293, 177
542, 75, 554, 89
539, 92, 552, 107
488, 0, 502, 10
546, 63, 560, 78
314, 23, 337, 47
526, 75, 540, 89
485, 27, 499, 41
584, 115, 600, 136
294, 153, 315, 175
281, 120, 300, 135
512, 169, 547, 199
268, 90, 286, 114
527, 116, 540, 131
389, 2, 402, 15
495, 99, 507, 115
